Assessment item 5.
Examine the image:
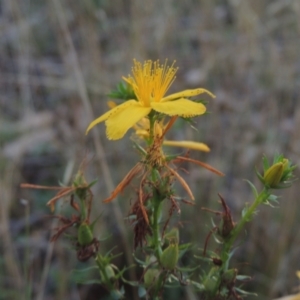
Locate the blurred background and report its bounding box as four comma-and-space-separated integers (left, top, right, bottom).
1, 0, 300, 299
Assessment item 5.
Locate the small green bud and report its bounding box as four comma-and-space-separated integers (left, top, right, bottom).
203, 276, 217, 294
73, 170, 87, 187
100, 264, 115, 281
258, 155, 296, 189
78, 222, 93, 246
164, 228, 179, 244
263, 162, 284, 188
221, 268, 237, 283
160, 243, 178, 270
144, 269, 160, 288
203, 267, 218, 295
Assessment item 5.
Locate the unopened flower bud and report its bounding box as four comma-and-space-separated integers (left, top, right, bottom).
160, 243, 178, 270
263, 161, 285, 188
78, 222, 94, 246
154, 122, 163, 138
144, 268, 160, 288
100, 264, 115, 281
203, 267, 218, 294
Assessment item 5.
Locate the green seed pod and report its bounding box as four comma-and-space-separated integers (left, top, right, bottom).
100, 264, 115, 281
78, 222, 93, 246
144, 268, 160, 288
160, 243, 178, 270
164, 228, 179, 244
263, 162, 284, 188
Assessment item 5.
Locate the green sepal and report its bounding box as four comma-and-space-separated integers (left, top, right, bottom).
100, 264, 115, 281
160, 244, 179, 270
107, 82, 136, 101
262, 155, 270, 172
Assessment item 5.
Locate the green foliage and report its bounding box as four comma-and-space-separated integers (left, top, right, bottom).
17, 79, 298, 299
107, 82, 136, 101
160, 244, 179, 270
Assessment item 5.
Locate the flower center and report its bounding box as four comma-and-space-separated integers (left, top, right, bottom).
123, 60, 178, 107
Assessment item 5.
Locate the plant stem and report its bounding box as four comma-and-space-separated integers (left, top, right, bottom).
205, 188, 271, 298
152, 271, 166, 299
152, 197, 163, 261
150, 172, 165, 298
221, 188, 270, 270
148, 113, 163, 258
148, 112, 155, 146
95, 254, 115, 291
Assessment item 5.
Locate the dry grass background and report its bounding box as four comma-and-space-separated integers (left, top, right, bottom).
1, 0, 300, 299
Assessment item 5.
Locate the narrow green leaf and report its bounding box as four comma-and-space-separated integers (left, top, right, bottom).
244, 179, 258, 197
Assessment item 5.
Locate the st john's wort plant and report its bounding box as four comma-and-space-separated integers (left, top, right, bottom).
22, 60, 296, 299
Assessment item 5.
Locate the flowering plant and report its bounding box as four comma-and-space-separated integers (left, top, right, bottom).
22, 60, 296, 299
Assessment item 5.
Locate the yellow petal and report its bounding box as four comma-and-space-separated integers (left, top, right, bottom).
86, 100, 137, 135
151, 99, 206, 117
105, 103, 152, 140
161, 88, 215, 102
163, 140, 210, 152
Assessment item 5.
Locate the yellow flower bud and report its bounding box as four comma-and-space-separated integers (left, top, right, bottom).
263, 162, 284, 188
154, 121, 163, 137
160, 243, 179, 270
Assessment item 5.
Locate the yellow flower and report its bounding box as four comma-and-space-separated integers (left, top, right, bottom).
86, 60, 215, 140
